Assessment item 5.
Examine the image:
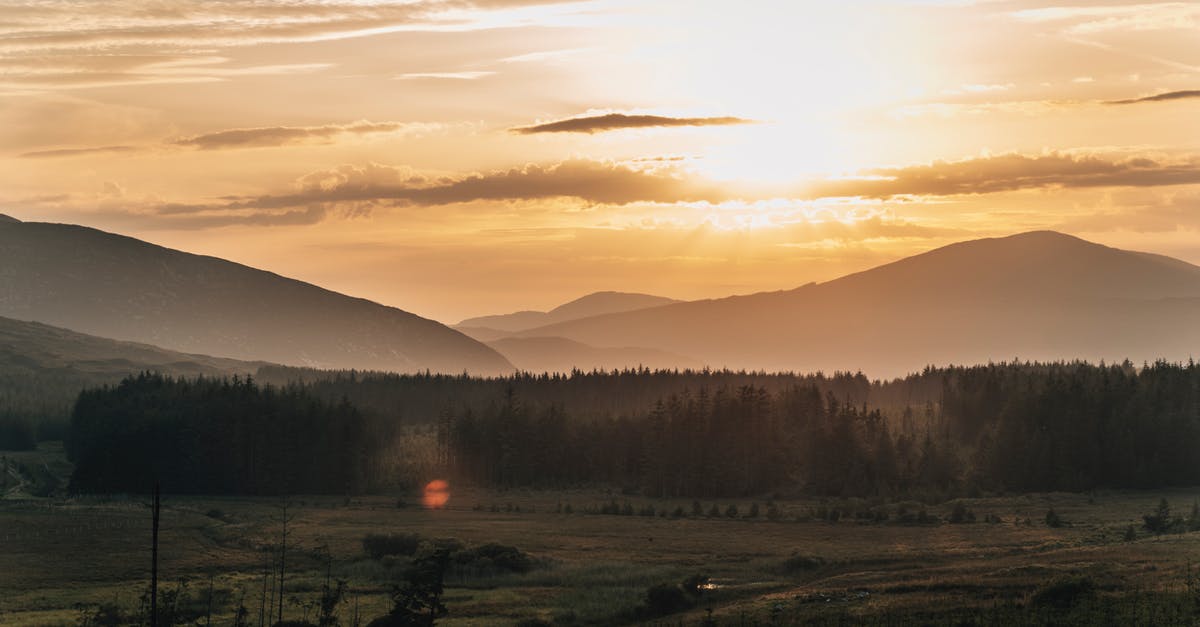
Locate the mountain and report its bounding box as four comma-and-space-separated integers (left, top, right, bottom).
486, 336, 701, 373
0, 216, 513, 375
457, 291, 679, 334
512, 231, 1200, 377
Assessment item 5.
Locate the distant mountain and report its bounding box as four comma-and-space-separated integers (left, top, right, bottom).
513, 231, 1200, 377
0, 216, 513, 375
486, 336, 701, 373
457, 291, 679, 334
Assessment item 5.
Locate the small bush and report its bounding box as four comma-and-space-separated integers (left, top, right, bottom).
725, 504, 739, 519
362, 533, 422, 559
638, 583, 691, 618
1143, 498, 1171, 533
1045, 508, 1064, 528
747, 503, 760, 518
949, 502, 975, 524
453, 543, 534, 574
1031, 577, 1095, 609
781, 553, 825, 574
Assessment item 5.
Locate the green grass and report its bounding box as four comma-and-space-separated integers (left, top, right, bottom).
4, 448, 1200, 625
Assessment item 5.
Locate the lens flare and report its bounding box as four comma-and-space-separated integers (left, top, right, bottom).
423, 479, 450, 509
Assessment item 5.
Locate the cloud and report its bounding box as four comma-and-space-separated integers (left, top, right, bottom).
1057, 190, 1200, 233
206, 160, 731, 210
17, 119, 440, 156
173, 121, 428, 149
512, 113, 755, 134
0, 1, 587, 91
806, 152, 1200, 199
1106, 89, 1200, 105
19, 145, 140, 159
1010, 4, 1200, 34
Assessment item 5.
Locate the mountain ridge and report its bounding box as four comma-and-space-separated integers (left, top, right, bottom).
510, 231, 1200, 376
0, 219, 514, 375
457, 291, 679, 333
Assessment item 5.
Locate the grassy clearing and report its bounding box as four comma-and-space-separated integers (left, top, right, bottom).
3, 452, 1200, 624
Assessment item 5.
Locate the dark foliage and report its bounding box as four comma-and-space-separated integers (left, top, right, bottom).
0, 413, 36, 450
362, 533, 423, 559
436, 361, 1200, 497
369, 550, 450, 626
67, 373, 374, 494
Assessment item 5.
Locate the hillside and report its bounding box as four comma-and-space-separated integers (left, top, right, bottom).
457, 291, 679, 334
0, 315, 264, 433
514, 231, 1200, 376
0, 216, 513, 375
486, 336, 701, 373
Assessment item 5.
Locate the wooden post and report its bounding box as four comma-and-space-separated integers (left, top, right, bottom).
151, 482, 160, 627
206, 571, 214, 627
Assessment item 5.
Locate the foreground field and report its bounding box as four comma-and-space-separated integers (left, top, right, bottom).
3, 452, 1200, 625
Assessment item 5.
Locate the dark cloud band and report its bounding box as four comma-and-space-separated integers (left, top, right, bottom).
512, 113, 754, 134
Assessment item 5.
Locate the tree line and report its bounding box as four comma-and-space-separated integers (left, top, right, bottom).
67, 373, 380, 495
64, 360, 1200, 498
437, 360, 1200, 497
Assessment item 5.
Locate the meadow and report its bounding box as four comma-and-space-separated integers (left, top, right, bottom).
3, 445, 1200, 626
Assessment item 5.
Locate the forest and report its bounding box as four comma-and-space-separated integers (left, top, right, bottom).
63, 360, 1200, 498
67, 374, 380, 495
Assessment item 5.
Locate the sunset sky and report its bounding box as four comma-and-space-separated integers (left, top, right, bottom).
2, 0, 1198, 322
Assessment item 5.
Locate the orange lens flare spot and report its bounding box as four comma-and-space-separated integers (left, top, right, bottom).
423, 479, 450, 509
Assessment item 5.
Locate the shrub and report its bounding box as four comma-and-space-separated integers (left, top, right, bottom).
1030, 577, 1095, 609
781, 553, 825, 574
638, 584, 691, 618
453, 543, 534, 574
1143, 498, 1171, 533
747, 503, 760, 518
362, 533, 422, 559
949, 502, 975, 524
725, 504, 739, 519
1045, 508, 1064, 528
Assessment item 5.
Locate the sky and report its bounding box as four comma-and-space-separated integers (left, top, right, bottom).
1, 0, 1198, 323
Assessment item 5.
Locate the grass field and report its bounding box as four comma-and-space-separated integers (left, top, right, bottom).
3, 445, 1200, 625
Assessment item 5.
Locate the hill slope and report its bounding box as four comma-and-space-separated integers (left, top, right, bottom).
486, 336, 701, 373
0, 315, 265, 430
0, 216, 513, 375
0, 315, 261, 379
515, 231, 1200, 376
457, 291, 679, 334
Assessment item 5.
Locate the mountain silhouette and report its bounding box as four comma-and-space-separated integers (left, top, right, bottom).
0, 217, 513, 374
512, 231, 1200, 377
457, 291, 679, 334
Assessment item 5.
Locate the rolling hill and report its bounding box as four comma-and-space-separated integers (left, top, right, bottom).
0, 216, 513, 375
512, 231, 1200, 377
457, 291, 679, 335
0, 315, 265, 430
